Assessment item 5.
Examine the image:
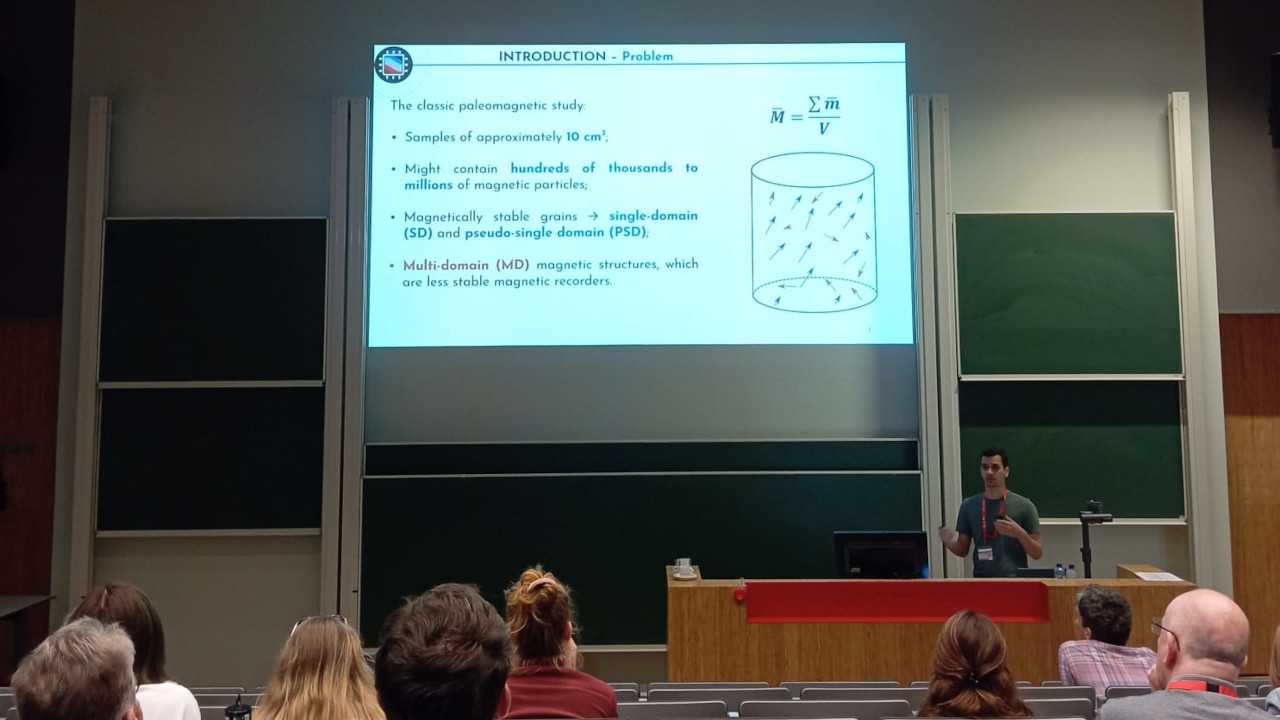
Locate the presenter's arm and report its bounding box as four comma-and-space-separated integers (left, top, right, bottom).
938, 527, 971, 558
994, 518, 1043, 560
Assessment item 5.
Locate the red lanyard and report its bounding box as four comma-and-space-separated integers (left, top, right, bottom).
1167, 680, 1238, 697
981, 491, 1007, 542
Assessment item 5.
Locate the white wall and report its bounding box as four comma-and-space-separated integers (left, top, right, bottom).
56, 0, 1222, 681
93, 536, 320, 686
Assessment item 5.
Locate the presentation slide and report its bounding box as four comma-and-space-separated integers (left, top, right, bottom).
370, 43, 910, 348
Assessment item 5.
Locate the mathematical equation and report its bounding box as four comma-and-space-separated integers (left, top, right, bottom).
770, 95, 842, 135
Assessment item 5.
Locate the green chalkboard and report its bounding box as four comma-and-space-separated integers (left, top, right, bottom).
955, 213, 1181, 375
958, 381, 1184, 519
97, 388, 324, 530
93, 218, 329, 531
361, 471, 922, 644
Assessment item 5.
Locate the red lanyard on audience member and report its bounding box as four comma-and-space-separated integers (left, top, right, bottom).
1167, 680, 1238, 697
981, 490, 1007, 542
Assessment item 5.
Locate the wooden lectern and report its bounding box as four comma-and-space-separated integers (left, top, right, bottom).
667, 565, 1192, 684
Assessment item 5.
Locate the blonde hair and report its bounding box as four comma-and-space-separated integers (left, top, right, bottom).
506, 566, 577, 668
256, 617, 384, 720
918, 610, 1033, 719
1270, 623, 1280, 688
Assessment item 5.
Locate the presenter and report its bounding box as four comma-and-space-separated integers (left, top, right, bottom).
938, 448, 1042, 577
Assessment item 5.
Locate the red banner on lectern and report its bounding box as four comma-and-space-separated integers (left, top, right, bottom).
744, 581, 1051, 623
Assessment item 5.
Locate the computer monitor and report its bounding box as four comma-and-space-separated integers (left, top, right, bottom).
833, 530, 929, 579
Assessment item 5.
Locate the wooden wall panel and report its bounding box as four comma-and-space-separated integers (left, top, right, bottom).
0, 319, 60, 680
1222, 313, 1280, 677
668, 569, 1192, 684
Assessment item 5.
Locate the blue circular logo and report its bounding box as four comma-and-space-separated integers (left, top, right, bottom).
375, 47, 413, 83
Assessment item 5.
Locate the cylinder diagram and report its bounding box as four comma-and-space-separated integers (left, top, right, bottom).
751, 152, 877, 313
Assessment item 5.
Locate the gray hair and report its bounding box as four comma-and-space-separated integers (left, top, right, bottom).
13, 617, 138, 720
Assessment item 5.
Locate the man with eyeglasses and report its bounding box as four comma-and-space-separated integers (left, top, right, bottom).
1098, 589, 1269, 720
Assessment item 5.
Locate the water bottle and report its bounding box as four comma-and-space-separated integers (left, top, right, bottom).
1067, 564, 1078, 579
1054, 563, 1065, 579
226, 695, 252, 720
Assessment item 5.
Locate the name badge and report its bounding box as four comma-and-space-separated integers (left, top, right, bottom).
977, 546, 994, 562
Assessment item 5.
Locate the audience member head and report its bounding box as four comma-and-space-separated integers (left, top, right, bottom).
1270, 622, 1280, 689
505, 566, 579, 669
1075, 584, 1135, 646
1150, 588, 1251, 689
376, 583, 513, 720
67, 581, 170, 684
12, 617, 142, 720
257, 615, 384, 720
918, 610, 1032, 718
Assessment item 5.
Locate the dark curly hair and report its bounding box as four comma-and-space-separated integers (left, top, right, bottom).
1076, 584, 1133, 646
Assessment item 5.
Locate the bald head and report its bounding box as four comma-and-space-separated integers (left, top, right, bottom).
1162, 589, 1251, 673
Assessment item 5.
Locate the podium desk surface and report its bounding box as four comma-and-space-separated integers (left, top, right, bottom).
667, 567, 1193, 685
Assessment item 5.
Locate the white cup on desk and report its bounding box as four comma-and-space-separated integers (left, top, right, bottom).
673, 558, 696, 579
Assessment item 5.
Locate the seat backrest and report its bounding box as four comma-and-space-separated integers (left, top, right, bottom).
782, 682, 899, 698
799, 687, 925, 710
198, 707, 226, 720
1245, 697, 1267, 710
1016, 681, 1032, 687
1024, 697, 1095, 720
5, 706, 17, 720
648, 682, 772, 691
1259, 684, 1273, 697
1102, 686, 1149, 701
1019, 686, 1096, 702
1238, 678, 1268, 695
0, 699, 13, 717
1039, 680, 1065, 687
646, 688, 790, 711
610, 682, 641, 693
188, 687, 246, 694
617, 701, 729, 720
614, 689, 640, 703
190, 695, 243, 708
740, 699, 912, 720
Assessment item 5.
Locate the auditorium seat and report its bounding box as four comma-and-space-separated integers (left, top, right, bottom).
740, 699, 912, 720
1238, 678, 1268, 695
799, 687, 925, 710
0, 697, 13, 717
190, 694, 244, 707
4, 707, 16, 720
1102, 686, 1149, 701
1246, 697, 1268, 710
901, 712, 1090, 717
646, 688, 790, 711
1019, 686, 1095, 702
1023, 697, 1094, 720
192, 694, 259, 709
1040, 680, 1065, 686
782, 681, 899, 698
198, 708, 227, 720
617, 700, 729, 720
648, 682, 772, 691
1259, 684, 1273, 696
609, 682, 641, 693
613, 688, 640, 702
188, 687, 245, 694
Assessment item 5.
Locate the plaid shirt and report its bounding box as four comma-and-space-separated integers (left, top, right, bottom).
1059, 639, 1156, 697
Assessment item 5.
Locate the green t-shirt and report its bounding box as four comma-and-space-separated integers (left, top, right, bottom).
956, 490, 1041, 578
